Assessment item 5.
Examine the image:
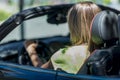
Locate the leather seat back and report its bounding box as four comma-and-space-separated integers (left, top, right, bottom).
78, 10, 119, 76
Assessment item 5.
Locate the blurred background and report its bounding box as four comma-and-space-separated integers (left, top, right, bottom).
0, 0, 120, 43
0, 0, 120, 22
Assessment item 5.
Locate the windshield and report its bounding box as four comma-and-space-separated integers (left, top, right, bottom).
1, 15, 69, 43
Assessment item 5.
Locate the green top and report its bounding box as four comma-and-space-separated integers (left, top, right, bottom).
51, 45, 90, 74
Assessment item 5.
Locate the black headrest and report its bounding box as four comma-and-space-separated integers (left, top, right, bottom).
91, 10, 118, 45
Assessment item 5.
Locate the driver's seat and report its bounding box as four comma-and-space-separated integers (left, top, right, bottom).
78, 10, 120, 76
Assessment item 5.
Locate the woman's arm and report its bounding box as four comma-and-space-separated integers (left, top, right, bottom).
24, 40, 53, 69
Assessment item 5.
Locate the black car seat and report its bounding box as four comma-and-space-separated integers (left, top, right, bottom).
78, 10, 120, 76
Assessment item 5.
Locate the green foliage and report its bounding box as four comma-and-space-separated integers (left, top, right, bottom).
103, 0, 111, 5
8, 0, 14, 5
75, 0, 111, 4
0, 10, 12, 21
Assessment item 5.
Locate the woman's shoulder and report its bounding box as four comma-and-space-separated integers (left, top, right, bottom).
55, 45, 88, 54
51, 44, 89, 60
56, 45, 87, 52
51, 45, 88, 57
69, 45, 88, 50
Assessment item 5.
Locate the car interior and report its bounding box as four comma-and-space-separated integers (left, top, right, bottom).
16, 8, 120, 77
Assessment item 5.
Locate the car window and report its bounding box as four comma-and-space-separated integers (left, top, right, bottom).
25, 16, 69, 39
1, 15, 69, 43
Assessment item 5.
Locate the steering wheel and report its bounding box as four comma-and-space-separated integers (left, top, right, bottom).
18, 40, 52, 66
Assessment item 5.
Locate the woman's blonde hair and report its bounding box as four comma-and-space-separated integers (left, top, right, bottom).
67, 1, 101, 47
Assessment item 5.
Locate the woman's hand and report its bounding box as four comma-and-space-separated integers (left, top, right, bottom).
24, 40, 38, 56
24, 40, 43, 67
24, 40, 53, 69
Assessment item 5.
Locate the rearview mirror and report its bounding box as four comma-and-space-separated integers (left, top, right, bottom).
47, 12, 67, 25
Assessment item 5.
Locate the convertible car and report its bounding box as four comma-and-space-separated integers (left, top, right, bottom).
0, 3, 120, 80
